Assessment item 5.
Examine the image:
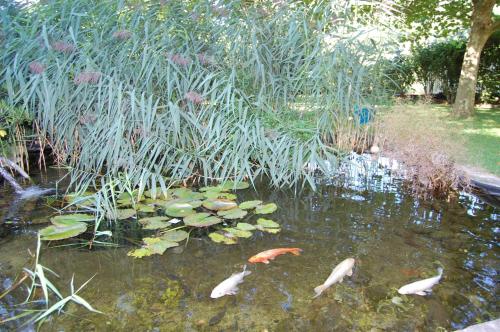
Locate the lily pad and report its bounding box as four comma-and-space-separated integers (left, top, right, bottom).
255, 203, 277, 215
257, 218, 280, 228
116, 209, 137, 220
143, 237, 179, 254
127, 247, 153, 258
199, 185, 223, 193
164, 198, 202, 209
172, 188, 205, 200
165, 202, 195, 217
136, 204, 156, 213
256, 225, 281, 234
218, 181, 250, 191
161, 230, 189, 242
185, 215, 222, 227
238, 200, 263, 210
236, 222, 256, 231
203, 191, 237, 200
139, 216, 171, 230
208, 232, 237, 245
217, 208, 248, 219
224, 227, 253, 238
50, 213, 94, 226
202, 199, 237, 211
40, 222, 87, 241
143, 190, 171, 200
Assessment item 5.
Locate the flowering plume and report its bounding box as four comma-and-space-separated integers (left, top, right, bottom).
184, 91, 204, 104
112, 30, 132, 40
197, 53, 215, 66
52, 41, 76, 53
168, 53, 191, 67
74, 71, 102, 85
28, 61, 45, 74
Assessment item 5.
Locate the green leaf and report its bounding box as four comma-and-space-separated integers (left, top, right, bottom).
255, 203, 277, 215
256, 226, 281, 234
165, 202, 195, 217
202, 199, 237, 211
135, 204, 156, 213
161, 230, 189, 242
40, 222, 87, 241
172, 188, 205, 200
184, 215, 222, 227
257, 218, 280, 228
208, 232, 237, 244
218, 181, 250, 191
238, 200, 263, 210
115, 209, 137, 220
143, 237, 179, 254
50, 214, 94, 226
217, 208, 248, 219
236, 222, 256, 231
203, 191, 237, 200
127, 248, 153, 258
199, 185, 223, 193
139, 216, 171, 230
224, 227, 253, 238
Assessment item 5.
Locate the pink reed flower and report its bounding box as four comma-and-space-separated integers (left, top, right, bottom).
113, 30, 132, 40
28, 61, 45, 74
52, 41, 76, 53
184, 91, 204, 104
74, 71, 102, 85
197, 53, 215, 66
168, 53, 191, 66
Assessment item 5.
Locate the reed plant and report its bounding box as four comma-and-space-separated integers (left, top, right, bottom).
0, 0, 396, 202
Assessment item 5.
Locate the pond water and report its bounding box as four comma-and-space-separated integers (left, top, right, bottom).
0, 163, 498, 331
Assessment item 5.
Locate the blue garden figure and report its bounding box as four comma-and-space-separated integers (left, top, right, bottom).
353, 105, 374, 125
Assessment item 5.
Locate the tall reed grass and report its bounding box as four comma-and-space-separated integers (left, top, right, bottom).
0, 0, 395, 197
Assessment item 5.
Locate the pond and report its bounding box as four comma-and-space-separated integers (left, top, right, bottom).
0, 164, 498, 331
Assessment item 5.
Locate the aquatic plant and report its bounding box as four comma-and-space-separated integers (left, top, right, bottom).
0, 0, 396, 201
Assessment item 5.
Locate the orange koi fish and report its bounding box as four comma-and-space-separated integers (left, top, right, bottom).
248, 248, 303, 264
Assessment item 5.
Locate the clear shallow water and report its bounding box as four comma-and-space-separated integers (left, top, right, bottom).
0, 166, 498, 331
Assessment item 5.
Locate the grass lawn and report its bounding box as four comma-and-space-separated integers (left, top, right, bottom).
392, 104, 500, 176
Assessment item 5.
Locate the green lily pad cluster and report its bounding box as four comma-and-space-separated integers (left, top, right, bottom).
45, 180, 281, 256
39, 213, 94, 241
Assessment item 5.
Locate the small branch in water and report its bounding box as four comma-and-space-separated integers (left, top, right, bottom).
0, 157, 31, 181
0, 164, 24, 193
0, 272, 29, 300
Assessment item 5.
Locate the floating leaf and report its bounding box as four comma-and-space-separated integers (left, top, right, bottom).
257, 218, 280, 228
40, 222, 87, 241
143, 237, 179, 254
199, 186, 223, 193
164, 198, 202, 209
202, 199, 237, 211
236, 222, 256, 231
218, 181, 250, 191
139, 216, 171, 230
238, 200, 263, 210
115, 209, 137, 220
165, 203, 195, 217
127, 248, 152, 258
203, 191, 237, 200
136, 204, 156, 213
255, 203, 277, 214
217, 208, 247, 219
50, 214, 94, 226
208, 232, 237, 245
184, 212, 211, 223
256, 226, 281, 234
184, 215, 222, 227
172, 188, 204, 200
161, 230, 189, 242
143, 190, 171, 200
224, 227, 252, 238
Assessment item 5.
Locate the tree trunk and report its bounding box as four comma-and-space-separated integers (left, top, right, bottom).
452, 0, 498, 117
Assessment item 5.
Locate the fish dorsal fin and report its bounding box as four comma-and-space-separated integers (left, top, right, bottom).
415, 291, 427, 296
346, 268, 353, 277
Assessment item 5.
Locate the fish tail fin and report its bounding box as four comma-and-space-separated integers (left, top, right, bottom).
312, 285, 325, 299
291, 248, 303, 256
242, 265, 251, 276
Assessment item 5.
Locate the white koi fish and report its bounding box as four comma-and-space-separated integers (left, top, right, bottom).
398, 268, 443, 296
210, 265, 251, 299
313, 258, 355, 298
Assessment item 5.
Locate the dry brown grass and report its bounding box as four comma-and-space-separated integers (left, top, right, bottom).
375, 104, 469, 198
